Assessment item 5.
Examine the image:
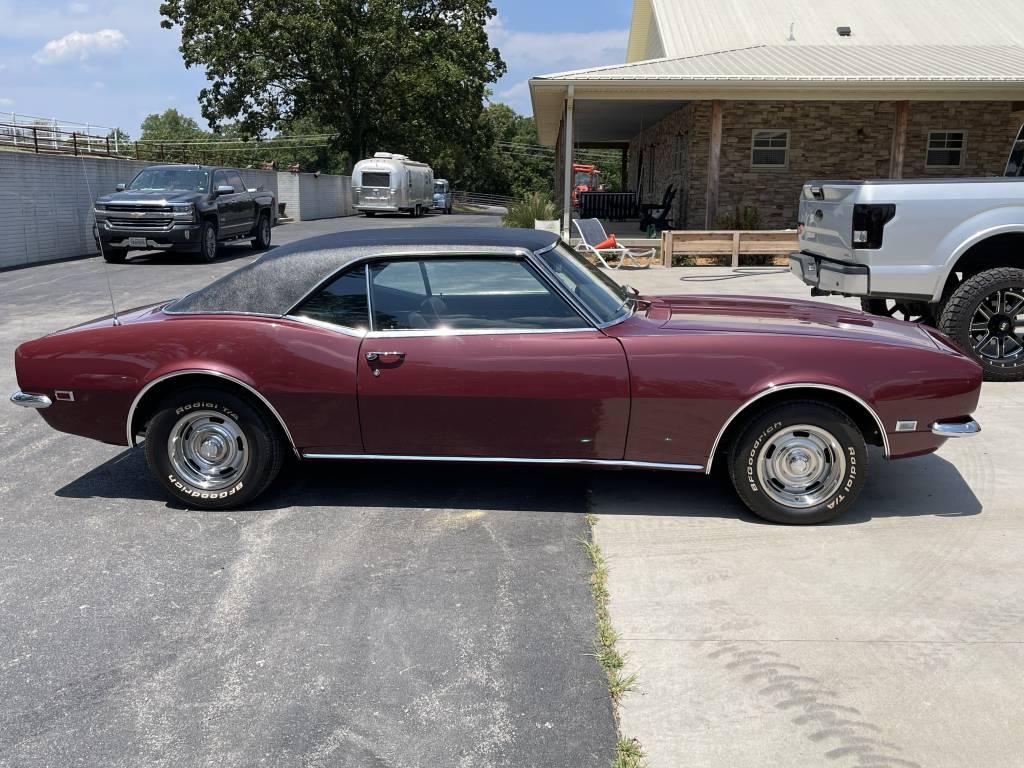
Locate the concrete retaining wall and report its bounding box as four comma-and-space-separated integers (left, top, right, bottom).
0, 151, 350, 269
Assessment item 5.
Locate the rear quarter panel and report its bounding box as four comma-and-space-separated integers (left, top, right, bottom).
15, 314, 362, 450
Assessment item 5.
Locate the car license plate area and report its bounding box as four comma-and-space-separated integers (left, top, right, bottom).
128, 237, 148, 248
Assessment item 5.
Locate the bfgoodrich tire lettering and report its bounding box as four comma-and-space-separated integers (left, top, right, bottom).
144, 386, 284, 509
728, 400, 868, 525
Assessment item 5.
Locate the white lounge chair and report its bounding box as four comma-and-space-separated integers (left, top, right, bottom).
573, 218, 654, 270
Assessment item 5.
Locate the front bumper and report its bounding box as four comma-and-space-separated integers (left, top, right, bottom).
790, 252, 869, 296
11, 390, 52, 409
931, 419, 981, 437
96, 223, 202, 251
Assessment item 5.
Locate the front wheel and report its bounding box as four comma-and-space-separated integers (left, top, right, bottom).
251, 212, 272, 250
198, 220, 218, 262
938, 267, 1024, 381
144, 387, 284, 509
728, 401, 868, 525
102, 248, 128, 263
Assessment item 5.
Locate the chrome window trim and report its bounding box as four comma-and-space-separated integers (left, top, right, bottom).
302, 453, 704, 472
364, 327, 595, 339
704, 382, 890, 474
530, 241, 633, 330
293, 249, 596, 335
125, 369, 299, 457
284, 314, 367, 337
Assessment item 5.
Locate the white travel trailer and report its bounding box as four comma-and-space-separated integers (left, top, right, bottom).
352, 152, 435, 217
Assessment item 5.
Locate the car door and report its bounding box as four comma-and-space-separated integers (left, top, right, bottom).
355, 255, 631, 459
212, 170, 242, 234
227, 170, 254, 232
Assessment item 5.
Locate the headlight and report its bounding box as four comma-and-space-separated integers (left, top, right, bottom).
171, 204, 192, 214
94, 203, 107, 211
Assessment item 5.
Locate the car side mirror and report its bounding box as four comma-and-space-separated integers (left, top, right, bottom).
115, 183, 126, 192
215, 185, 235, 196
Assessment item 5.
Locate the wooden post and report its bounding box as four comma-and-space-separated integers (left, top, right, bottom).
135, 142, 140, 160
731, 231, 741, 268
889, 101, 909, 179
72, 132, 78, 156
32, 127, 38, 154
621, 147, 628, 194
705, 100, 723, 229
661, 230, 672, 267
561, 85, 575, 238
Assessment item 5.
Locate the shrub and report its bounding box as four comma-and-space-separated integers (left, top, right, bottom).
715, 204, 763, 230
503, 192, 557, 228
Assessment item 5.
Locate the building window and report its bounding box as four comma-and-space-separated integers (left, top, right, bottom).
751, 129, 790, 168
673, 133, 687, 173
927, 131, 966, 168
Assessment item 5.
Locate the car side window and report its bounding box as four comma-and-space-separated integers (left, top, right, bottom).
369, 258, 587, 331
213, 170, 230, 191
228, 171, 246, 192
293, 267, 369, 331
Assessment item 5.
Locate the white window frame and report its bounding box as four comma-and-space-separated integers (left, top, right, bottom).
926, 130, 967, 169
750, 129, 790, 169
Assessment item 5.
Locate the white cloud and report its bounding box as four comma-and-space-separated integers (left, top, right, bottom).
0, 97, 13, 107
33, 29, 127, 65
487, 14, 627, 73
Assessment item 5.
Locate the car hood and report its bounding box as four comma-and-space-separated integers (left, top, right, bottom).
645, 295, 940, 350
97, 190, 202, 205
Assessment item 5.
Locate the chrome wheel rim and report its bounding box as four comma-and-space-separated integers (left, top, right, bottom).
970, 288, 1024, 368
167, 410, 248, 490
756, 424, 846, 509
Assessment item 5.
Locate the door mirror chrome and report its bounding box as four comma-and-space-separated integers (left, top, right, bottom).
115, 183, 126, 192
215, 185, 236, 196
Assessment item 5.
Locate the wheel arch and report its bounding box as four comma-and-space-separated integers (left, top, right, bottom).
127, 369, 298, 456
939, 221, 1024, 301
705, 383, 888, 474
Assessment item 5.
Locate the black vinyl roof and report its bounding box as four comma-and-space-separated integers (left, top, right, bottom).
166, 227, 561, 317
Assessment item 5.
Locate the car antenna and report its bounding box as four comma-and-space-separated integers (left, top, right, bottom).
79, 155, 121, 326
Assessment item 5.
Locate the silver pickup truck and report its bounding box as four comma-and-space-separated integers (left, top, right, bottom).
791, 168, 1024, 381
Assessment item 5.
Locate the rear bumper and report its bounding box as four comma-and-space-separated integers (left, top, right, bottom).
96, 223, 202, 251
10, 390, 52, 409
789, 252, 869, 296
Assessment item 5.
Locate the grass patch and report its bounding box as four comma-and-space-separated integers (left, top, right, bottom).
582, 512, 649, 768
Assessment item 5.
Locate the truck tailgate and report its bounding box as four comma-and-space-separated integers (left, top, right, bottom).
797, 182, 861, 261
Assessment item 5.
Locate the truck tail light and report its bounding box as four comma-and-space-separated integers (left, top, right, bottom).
852, 204, 895, 249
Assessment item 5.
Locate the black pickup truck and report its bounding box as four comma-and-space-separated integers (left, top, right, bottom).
93, 165, 276, 263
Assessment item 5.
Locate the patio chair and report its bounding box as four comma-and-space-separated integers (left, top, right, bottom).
573, 218, 654, 270
639, 185, 676, 234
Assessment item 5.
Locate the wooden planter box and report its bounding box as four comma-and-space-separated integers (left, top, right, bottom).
660, 230, 798, 268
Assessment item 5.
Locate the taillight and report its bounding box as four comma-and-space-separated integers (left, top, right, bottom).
852, 204, 895, 249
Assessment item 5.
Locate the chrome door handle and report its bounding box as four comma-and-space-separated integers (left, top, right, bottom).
365, 351, 406, 362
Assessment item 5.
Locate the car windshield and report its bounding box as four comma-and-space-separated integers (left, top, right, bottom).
536, 242, 632, 325
574, 171, 593, 186
128, 168, 211, 193
434, 182, 446, 193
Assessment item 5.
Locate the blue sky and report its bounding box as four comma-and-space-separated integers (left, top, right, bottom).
0, 0, 630, 137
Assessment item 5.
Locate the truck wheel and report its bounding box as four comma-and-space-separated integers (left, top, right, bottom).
144, 386, 284, 510
364, 211, 376, 218
860, 298, 934, 325
446, 206, 452, 215
939, 267, 1024, 381
251, 212, 272, 251
103, 248, 128, 264
728, 400, 868, 525
198, 220, 218, 262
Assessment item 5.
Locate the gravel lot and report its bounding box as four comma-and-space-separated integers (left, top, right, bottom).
0, 213, 617, 768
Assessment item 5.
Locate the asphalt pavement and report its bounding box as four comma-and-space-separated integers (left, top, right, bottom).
0, 213, 617, 768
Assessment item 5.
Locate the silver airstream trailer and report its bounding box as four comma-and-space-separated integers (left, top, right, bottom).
352, 152, 435, 217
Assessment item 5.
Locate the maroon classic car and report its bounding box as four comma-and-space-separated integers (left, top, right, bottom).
12, 228, 982, 524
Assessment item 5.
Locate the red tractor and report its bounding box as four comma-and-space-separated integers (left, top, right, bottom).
572, 163, 602, 208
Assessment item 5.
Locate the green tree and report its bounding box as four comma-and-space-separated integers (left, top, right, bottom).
159, 0, 505, 172
139, 108, 209, 142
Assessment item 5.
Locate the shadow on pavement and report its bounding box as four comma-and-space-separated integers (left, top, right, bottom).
56, 446, 980, 525
122, 241, 271, 266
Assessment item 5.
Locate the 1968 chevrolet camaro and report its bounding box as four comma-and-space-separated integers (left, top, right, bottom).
12, 228, 982, 524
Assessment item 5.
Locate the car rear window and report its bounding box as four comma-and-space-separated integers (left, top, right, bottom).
293, 268, 369, 330
361, 172, 391, 188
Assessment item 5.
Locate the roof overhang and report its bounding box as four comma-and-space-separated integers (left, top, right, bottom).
531, 78, 1024, 145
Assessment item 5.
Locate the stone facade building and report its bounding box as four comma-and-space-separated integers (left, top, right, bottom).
530, 0, 1024, 232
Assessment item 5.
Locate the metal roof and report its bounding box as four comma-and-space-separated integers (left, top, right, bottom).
166, 228, 560, 317
630, 0, 1024, 61
536, 44, 1024, 83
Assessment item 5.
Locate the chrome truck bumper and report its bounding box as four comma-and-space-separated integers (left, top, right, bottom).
11, 391, 52, 409
789, 252, 869, 296
930, 419, 981, 437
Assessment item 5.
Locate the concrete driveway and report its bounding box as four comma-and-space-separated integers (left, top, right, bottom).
592, 266, 1022, 768
0, 214, 617, 768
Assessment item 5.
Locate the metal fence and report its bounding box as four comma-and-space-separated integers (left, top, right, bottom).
0, 120, 121, 157
453, 190, 520, 208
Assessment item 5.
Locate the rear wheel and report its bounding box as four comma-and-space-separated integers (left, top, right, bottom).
102, 248, 128, 264
198, 219, 218, 262
251, 212, 271, 250
728, 401, 868, 525
938, 267, 1024, 381
860, 298, 934, 325
144, 386, 284, 509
